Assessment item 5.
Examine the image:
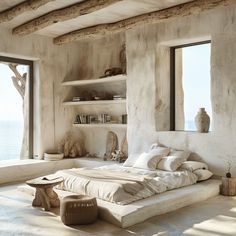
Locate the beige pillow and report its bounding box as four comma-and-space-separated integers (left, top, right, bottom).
180, 161, 208, 172
157, 156, 184, 171
133, 147, 169, 170
193, 169, 213, 181
169, 149, 191, 161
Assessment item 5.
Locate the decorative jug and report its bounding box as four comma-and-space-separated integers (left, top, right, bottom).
194, 108, 210, 133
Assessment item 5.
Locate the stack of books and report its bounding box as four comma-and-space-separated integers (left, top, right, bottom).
72, 97, 86, 102
75, 114, 111, 124
113, 95, 126, 100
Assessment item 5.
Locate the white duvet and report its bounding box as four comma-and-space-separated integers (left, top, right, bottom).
55, 165, 198, 205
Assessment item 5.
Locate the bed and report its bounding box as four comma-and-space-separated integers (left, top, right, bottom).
53, 164, 221, 227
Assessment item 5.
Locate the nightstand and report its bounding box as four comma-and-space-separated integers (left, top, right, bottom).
220, 177, 236, 196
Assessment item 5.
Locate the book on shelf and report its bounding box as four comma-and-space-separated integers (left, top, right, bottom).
113, 94, 126, 100
75, 113, 112, 124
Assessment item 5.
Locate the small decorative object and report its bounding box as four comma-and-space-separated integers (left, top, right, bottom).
119, 43, 126, 74
103, 131, 118, 160
113, 94, 126, 100
72, 96, 86, 102
58, 131, 86, 158
99, 67, 123, 78
121, 137, 128, 160
194, 107, 210, 133
223, 154, 236, 178
111, 150, 125, 162
44, 151, 64, 161
122, 114, 127, 124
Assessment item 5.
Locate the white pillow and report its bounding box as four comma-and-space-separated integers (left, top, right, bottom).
133, 152, 163, 170
180, 161, 208, 172
133, 147, 169, 170
157, 156, 184, 171
169, 149, 191, 161
123, 153, 139, 167
193, 169, 213, 181
149, 143, 159, 150
149, 146, 170, 156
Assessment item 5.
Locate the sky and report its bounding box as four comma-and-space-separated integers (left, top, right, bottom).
0, 63, 27, 122
181, 43, 211, 123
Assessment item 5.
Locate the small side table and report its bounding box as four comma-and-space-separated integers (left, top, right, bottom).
26, 176, 63, 211
220, 177, 236, 196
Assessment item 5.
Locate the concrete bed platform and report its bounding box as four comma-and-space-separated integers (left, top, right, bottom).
96, 179, 221, 228
20, 179, 221, 228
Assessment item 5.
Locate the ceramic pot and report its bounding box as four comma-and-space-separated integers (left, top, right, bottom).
194, 108, 210, 133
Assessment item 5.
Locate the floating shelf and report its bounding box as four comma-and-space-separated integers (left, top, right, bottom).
62, 74, 127, 87
73, 123, 127, 128
63, 99, 126, 106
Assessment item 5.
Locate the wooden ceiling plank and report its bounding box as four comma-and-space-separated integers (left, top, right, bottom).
53, 0, 235, 45
0, 0, 55, 23
13, 0, 122, 36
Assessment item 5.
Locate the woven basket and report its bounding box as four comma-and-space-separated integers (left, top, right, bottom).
60, 195, 98, 225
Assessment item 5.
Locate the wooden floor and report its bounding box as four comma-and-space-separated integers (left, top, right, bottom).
0, 184, 235, 236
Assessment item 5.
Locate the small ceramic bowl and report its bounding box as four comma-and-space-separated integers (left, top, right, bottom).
44, 152, 64, 161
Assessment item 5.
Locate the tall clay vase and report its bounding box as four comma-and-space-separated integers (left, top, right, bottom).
194, 108, 210, 133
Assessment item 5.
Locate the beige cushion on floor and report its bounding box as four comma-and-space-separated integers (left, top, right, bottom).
60, 195, 98, 225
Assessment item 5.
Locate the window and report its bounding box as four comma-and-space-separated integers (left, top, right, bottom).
0, 56, 33, 160
170, 41, 212, 131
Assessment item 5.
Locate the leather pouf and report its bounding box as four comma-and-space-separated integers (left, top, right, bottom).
60, 195, 98, 225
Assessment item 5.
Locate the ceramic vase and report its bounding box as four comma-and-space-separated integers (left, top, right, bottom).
194, 108, 210, 133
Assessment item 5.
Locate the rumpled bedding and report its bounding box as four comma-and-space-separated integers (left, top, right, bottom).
55, 165, 198, 205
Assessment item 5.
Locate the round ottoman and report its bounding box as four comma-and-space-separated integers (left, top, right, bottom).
60, 195, 98, 225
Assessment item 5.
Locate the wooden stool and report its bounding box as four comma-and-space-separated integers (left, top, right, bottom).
60, 195, 98, 225
221, 177, 236, 196
26, 176, 64, 211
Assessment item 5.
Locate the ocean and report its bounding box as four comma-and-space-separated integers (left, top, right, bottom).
0, 121, 23, 161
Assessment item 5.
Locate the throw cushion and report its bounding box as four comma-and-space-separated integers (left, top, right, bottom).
193, 169, 213, 181
180, 161, 208, 172
133, 147, 170, 170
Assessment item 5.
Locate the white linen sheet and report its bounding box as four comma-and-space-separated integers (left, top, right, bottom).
55, 164, 198, 205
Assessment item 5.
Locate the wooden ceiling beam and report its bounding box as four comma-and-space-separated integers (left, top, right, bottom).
0, 0, 55, 23
53, 0, 235, 45
13, 0, 122, 36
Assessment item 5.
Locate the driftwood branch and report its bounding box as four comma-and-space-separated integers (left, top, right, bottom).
8, 64, 27, 99
54, 0, 236, 44
0, 0, 55, 23
13, 0, 121, 36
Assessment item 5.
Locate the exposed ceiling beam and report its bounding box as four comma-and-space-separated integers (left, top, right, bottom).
0, 0, 55, 23
54, 0, 235, 45
13, 0, 122, 36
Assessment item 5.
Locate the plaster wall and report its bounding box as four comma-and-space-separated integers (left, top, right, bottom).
126, 5, 236, 176
69, 34, 127, 157
0, 27, 81, 158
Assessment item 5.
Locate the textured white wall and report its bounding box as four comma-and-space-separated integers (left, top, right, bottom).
0, 27, 81, 159
126, 5, 236, 176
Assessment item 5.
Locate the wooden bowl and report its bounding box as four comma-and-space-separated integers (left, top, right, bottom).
44, 152, 64, 161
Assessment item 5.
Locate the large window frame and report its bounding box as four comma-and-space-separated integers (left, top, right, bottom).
170, 40, 211, 131
0, 56, 34, 158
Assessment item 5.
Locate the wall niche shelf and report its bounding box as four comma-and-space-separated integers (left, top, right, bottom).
62, 74, 127, 87
73, 123, 127, 128
63, 99, 126, 106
